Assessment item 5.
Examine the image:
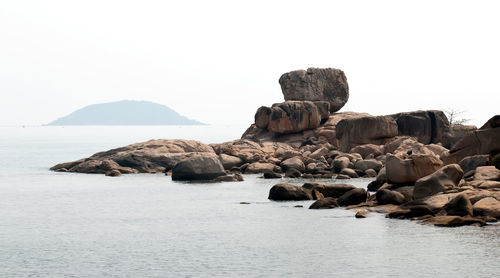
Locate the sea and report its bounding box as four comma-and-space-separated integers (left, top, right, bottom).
0, 125, 499, 277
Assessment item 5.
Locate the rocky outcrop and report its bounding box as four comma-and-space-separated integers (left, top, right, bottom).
171, 153, 226, 181
279, 68, 349, 113
413, 164, 464, 199
336, 116, 398, 152
390, 110, 451, 146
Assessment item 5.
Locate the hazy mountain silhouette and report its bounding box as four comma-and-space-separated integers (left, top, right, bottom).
47, 100, 205, 125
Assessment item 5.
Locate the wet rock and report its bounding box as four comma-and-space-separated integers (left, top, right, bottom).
268, 183, 313, 201
309, 197, 339, 209
279, 67, 349, 113
263, 171, 282, 179
285, 168, 302, 178
172, 153, 226, 181
376, 189, 406, 205
413, 164, 464, 199
443, 194, 473, 216
337, 188, 368, 206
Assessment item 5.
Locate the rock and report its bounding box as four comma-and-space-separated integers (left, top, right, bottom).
473, 197, 500, 218
443, 115, 500, 163
336, 174, 351, 179
219, 154, 244, 170
51, 139, 215, 174
172, 153, 226, 181
365, 169, 377, 177
350, 144, 383, 159
309, 147, 329, 160
492, 153, 500, 170
332, 156, 350, 173
256, 101, 322, 134
263, 171, 282, 179
388, 203, 438, 219
473, 166, 500, 181
279, 67, 349, 113
426, 144, 449, 158
390, 110, 451, 145
302, 183, 356, 198
422, 216, 486, 227
336, 116, 398, 152
376, 189, 406, 205
212, 173, 244, 182
386, 154, 443, 184
458, 155, 490, 174
413, 164, 464, 199
105, 169, 122, 177
285, 168, 302, 178
337, 188, 368, 206
480, 115, 500, 129
309, 197, 339, 209
245, 162, 278, 174
443, 194, 473, 216
355, 210, 368, 218
280, 156, 305, 172
477, 181, 500, 189
268, 183, 313, 201
340, 168, 359, 178
354, 159, 383, 172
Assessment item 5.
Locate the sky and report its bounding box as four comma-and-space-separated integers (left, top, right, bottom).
1, 0, 499, 127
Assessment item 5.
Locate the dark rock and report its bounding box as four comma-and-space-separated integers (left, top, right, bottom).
332, 156, 350, 173
458, 155, 490, 173
105, 169, 122, 177
443, 194, 473, 216
212, 173, 244, 182
302, 183, 356, 198
336, 116, 398, 152
309, 197, 339, 209
376, 189, 406, 205
355, 210, 368, 218
285, 168, 302, 178
390, 110, 451, 145
337, 188, 368, 206
336, 174, 351, 179
268, 183, 313, 201
422, 216, 486, 227
340, 168, 359, 178
172, 154, 226, 181
263, 172, 282, 179
279, 67, 349, 113
365, 169, 377, 177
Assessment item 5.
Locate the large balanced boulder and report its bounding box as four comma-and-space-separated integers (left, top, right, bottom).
413, 164, 464, 199
254, 101, 322, 134
386, 154, 443, 184
279, 67, 349, 113
171, 153, 226, 181
268, 183, 313, 201
336, 116, 398, 152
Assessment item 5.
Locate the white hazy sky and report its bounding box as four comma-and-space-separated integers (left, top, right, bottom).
1, 0, 498, 126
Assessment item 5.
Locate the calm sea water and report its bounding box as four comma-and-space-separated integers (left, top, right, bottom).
0, 126, 499, 278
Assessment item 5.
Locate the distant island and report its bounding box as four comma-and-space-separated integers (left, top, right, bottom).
46, 100, 205, 126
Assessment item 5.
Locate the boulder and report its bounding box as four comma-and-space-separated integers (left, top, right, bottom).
365, 169, 377, 177
212, 173, 244, 182
386, 154, 443, 184
422, 216, 486, 227
255, 101, 322, 134
268, 183, 313, 201
171, 153, 226, 181
285, 168, 302, 178
263, 172, 282, 179
413, 164, 464, 199
443, 194, 473, 216
309, 197, 339, 209
302, 183, 356, 198
309, 147, 329, 160
340, 168, 359, 178
355, 210, 368, 218
279, 67, 349, 113
473, 197, 500, 218
337, 188, 368, 206
245, 162, 278, 174
473, 166, 500, 181
350, 144, 383, 159
280, 156, 305, 172
332, 156, 350, 173
443, 115, 500, 163
390, 110, 451, 145
336, 116, 398, 152
376, 189, 406, 205
219, 154, 243, 170
354, 159, 383, 172
105, 169, 122, 177
458, 155, 490, 173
